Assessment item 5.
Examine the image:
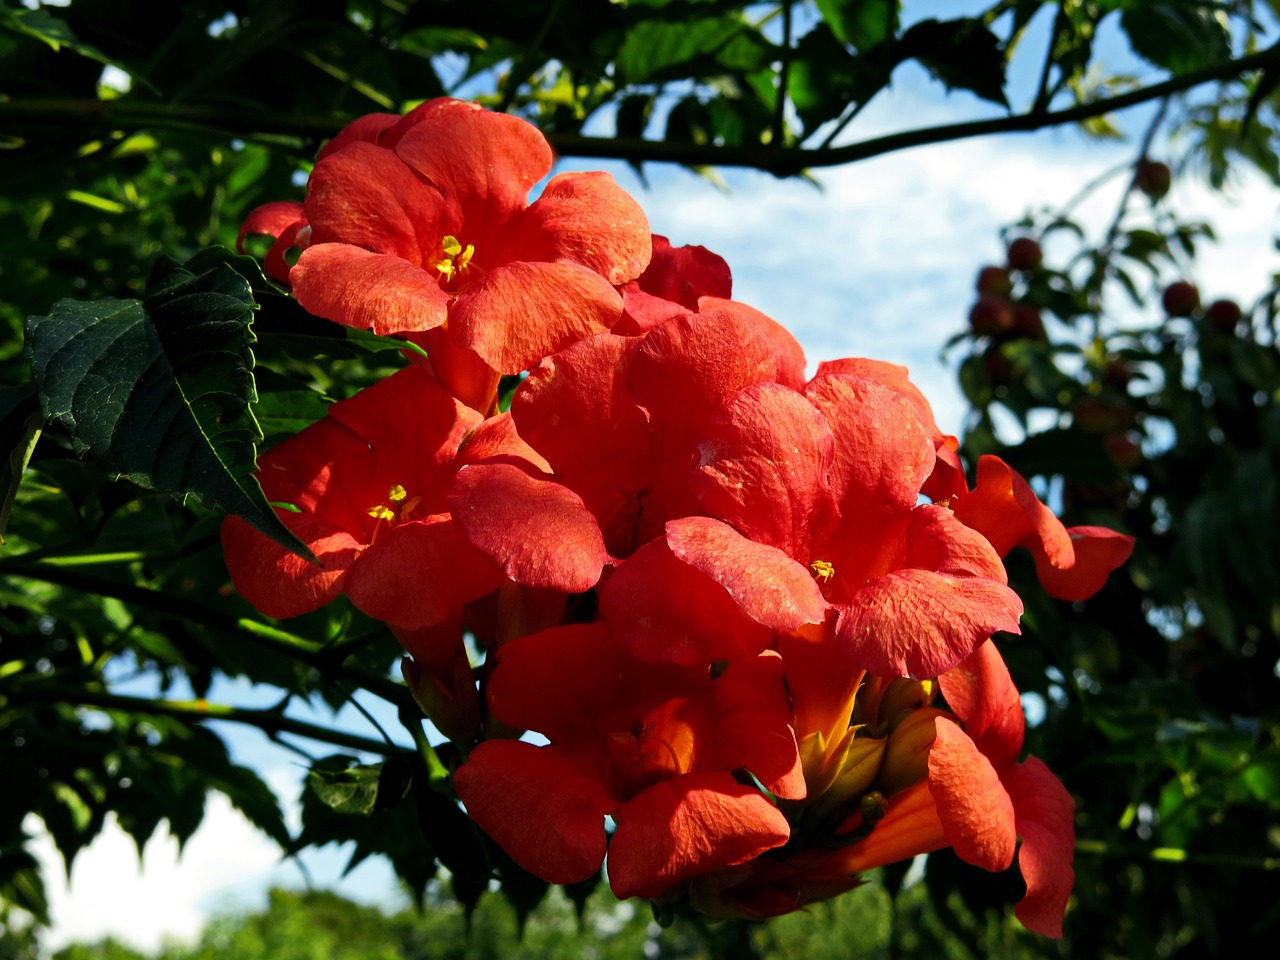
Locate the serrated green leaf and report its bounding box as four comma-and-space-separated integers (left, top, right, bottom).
0, 385, 43, 543
1121, 4, 1231, 74
23, 249, 312, 561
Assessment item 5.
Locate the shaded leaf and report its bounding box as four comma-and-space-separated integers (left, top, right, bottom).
0, 385, 42, 542
1121, 4, 1231, 74
23, 248, 311, 560
815, 0, 899, 50
899, 18, 1008, 107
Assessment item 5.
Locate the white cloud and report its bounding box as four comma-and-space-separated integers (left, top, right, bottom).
29, 797, 283, 955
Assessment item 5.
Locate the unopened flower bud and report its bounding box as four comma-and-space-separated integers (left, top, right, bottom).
874, 678, 937, 733
401, 655, 481, 745
808, 734, 887, 822
876, 706, 950, 796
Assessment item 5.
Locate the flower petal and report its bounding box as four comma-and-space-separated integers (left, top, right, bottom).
1031, 525, 1135, 602
838, 567, 1022, 679
486, 622, 696, 743
627, 311, 780, 455
454, 740, 613, 885
509, 334, 650, 544
342, 515, 503, 628
393, 99, 552, 226
665, 516, 827, 632
305, 140, 451, 260
291, 244, 449, 335
503, 171, 651, 284
836, 506, 1023, 678
608, 772, 791, 900
826, 780, 947, 875
1004, 756, 1076, 938
316, 112, 400, 160
598, 537, 776, 665
938, 639, 1024, 768
692, 382, 837, 558
449, 458, 608, 593
952, 455, 1074, 564
220, 513, 357, 618
237, 201, 305, 251
927, 717, 1016, 873
637, 235, 732, 309
449, 260, 623, 374
696, 298, 807, 390
805, 372, 935, 517
705, 654, 806, 800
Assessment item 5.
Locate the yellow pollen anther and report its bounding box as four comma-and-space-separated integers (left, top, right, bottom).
431, 235, 475, 282
368, 484, 418, 524
811, 560, 835, 584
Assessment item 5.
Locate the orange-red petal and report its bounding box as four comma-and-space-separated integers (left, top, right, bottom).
608, 772, 791, 900
454, 740, 613, 885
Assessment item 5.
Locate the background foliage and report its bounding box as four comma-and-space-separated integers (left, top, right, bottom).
3, 1, 1280, 957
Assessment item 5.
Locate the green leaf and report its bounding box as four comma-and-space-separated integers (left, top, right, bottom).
0, 846, 48, 925
23, 248, 312, 561
295, 757, 437, 907
0, 385, 42, 543
1120, 4, 1231, 74
1, 7, 124, 72
306, 756, 408, 816
814, 0, 899, 51
899, 18, 1008, 107
614, 15, 746, 84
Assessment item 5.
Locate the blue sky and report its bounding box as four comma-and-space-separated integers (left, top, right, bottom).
26, 3, 1280, 952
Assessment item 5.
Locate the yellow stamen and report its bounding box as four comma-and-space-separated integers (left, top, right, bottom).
811, 560, 835, 584
431, 235, 475, 282
368, 484, 415, 523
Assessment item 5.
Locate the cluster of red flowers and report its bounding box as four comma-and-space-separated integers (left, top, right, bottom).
222, 98, 1134, 936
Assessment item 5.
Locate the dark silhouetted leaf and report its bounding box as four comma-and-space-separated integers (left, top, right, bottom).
899, 18, 1008, 107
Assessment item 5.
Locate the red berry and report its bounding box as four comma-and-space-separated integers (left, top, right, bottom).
1104, 432, 1143, 471
1205, 298, 1242, 331
1161, 281, 1200, 317
1135, 160, 1172, 200
1102, 358, 1133, 388
968, 295, 1014, 336
975, 265, 1013, 298
1011, 303, 1046, 341
1006, 237, 1043, 271
1073, 397, 1134, 434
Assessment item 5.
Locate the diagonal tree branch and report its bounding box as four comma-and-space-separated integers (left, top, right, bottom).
1, 43, 1276, 174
